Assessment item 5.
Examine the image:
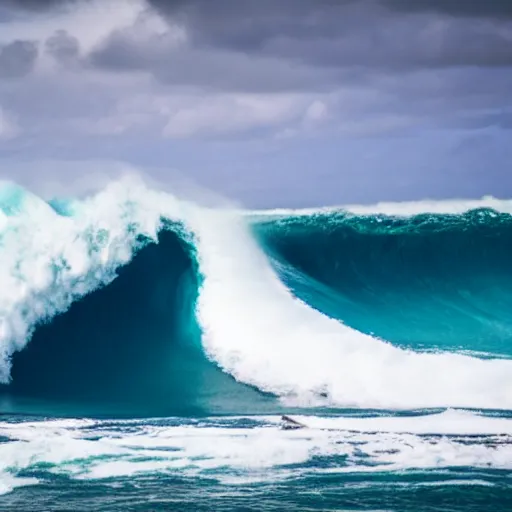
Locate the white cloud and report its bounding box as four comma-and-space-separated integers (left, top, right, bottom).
163, 94, 308, 138
0, 0, 145, 52
304, 100, 328, 123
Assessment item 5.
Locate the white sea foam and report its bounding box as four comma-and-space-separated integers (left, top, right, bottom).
0, 176, 182, 382
0, 412, 511, 494
249, 196, 512, 218
0, 474, 38, 496
291, 409, 512, 435
190, 207, 512, 409
0, 177, 512, 409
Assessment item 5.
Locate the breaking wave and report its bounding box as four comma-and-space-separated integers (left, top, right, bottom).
1, 176, 512, 415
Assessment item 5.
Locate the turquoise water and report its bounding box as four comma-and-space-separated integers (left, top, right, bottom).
1, 414, 511, 512
255, 209, 512, 355
0, 178, 511, 510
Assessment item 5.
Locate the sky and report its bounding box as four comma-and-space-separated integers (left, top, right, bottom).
0, 0, 511, 207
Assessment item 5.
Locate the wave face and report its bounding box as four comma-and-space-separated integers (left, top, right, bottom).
254, 209, 512, 355
1, 177, 512, 416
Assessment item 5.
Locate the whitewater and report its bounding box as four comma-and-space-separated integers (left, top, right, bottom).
0, 174, 511, 511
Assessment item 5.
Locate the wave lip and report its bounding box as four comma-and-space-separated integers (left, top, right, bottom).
189, 207, 512, 410
0, 177, 181, 383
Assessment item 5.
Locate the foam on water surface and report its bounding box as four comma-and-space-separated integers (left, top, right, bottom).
0, 411, 511, 494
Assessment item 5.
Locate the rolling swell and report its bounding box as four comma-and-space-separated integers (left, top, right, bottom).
254, 209, 512, 356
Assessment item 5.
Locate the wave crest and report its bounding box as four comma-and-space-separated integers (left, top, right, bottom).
1, 176, 512, 411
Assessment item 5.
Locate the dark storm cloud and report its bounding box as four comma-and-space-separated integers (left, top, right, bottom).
147, 0, 376, 57
3, 0, 512, 145
88, 26, 339, 92
384, 0, 512, 19
148, 0, 512, 20
150, 0, 512, 69
0, 40, 38, 79
6, 0, 512, 73
7, 0, 512, 18
87, 0, 512, 91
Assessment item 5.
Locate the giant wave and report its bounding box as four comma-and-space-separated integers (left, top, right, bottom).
1, 176, 512, 416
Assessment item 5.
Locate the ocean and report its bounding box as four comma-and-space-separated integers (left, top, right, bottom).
0, 176, 511, 511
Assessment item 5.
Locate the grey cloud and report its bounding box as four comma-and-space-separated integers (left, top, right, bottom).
384, 0, 512, 19
2, 0, 512, 150
146, 0, 512, 53
359, 67, 512, 125
0, 40, 38, 79
459, 111, 512, 130
260, 18, 512, 70
88, 3, 512, 89
45, 30, 80, 64
147, 0, 357, 50
80, 1, 512, 142
88, 29, 338, 92
3, 0, 87, 10
88, 31, 156, 72
149, 0, 512, 21
6, 0, 512, 18
146, 0, 388, 64
7, 0, 512, 73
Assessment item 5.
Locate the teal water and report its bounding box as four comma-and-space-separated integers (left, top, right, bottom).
0, 179, 511, 510
255, 209, 512, 356
1, 414, 511, 512
1, 227, 275, 418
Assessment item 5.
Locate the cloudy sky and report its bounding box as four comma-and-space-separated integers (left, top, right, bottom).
0, 0, 511, 207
